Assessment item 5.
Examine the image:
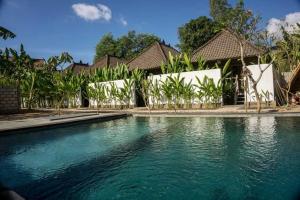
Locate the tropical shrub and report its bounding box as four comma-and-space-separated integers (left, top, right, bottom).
160, 77, 174, 109
168, 74, 185, 109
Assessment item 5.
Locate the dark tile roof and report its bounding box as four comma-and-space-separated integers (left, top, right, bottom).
191, 29, 263, 62
91, 55, 126, 70
127, 42, 180, 71
64, 61, 90, 75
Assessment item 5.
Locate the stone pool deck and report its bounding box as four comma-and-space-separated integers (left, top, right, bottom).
60, 105, 300, 116
1, 105, 299, 134
0, 112, 129, 134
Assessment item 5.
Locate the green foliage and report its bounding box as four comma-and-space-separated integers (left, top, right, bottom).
160, 78, 174, 109
210, 0, 230, 22
214, 0, 260, 41
0, 26, 16, 40
168, 74, 185, 108
182, 81, 195, 108
91, 64, 129, 82
108, 82, 119, 108
260, 90, 272, 107
141, 79, 151, 110
274, 24, 300, 72
195, 76, 222, 106
0, 44, 33, 81
94, 31, 160, 62
161, 52, 197, 74
182, 53, 194, 72
120, 78, 135, 107
197, 56, 208, 70
94, 33, 117, 63
178, 16, 219, 53
149, 79, 162, 108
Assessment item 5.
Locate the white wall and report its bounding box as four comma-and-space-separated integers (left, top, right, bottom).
245, 64, 275, 102
89, 79, 136, 107
148, 69, 222, 105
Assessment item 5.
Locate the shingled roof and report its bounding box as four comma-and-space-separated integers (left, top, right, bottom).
64, 61, 90, 75
191, 29, 263, 62
92, 55, 126, 70
127, 42, 179, 71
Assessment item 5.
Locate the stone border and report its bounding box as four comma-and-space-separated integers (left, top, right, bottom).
133, 112, 300, 118
0, 113, 130, 135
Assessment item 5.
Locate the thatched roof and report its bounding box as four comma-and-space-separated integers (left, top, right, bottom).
127, 42, 179, 71
191, 29, 263, 62
92, 55, 126, 70
64, 61, 90, 75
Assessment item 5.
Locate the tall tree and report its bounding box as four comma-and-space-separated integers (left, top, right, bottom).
178, 16, 219, 54
94, 33, 117, 63
94, 31, 160, 63
210, 0, 229, 22
219, 0, 275, 113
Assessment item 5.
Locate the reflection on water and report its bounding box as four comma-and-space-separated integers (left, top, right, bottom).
0, 116, 299, 200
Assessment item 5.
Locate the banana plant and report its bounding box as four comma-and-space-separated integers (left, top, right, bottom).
120, 78, 134, 108
182, 53, 194, 72
182, 80, 195, 109
115, 88, 125, 108
195, 76, 222, 108
160, 52, 185, 74
109, 82, 119, 108
218, 59, 234, 104
160, 61, 167, 74
195, 76, 211, 106
94, 82, 107, 112
51, 72, 68, 115
168, 73, 184, 109
261, 90, 272, 107
149, 79, 161, 108
86, 85, 98, 110
197, 56, 207, 70
141, 79, 151, 111
194, 87, 205, 108
20, 69, 38, 110
115, 63, 129, 80
160, 77, 174, 109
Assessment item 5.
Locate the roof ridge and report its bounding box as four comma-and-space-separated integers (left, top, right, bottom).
157, 42, 168, 62
224, 28, 264, 54
126, 41, 158, 65
191, 30, 224, 58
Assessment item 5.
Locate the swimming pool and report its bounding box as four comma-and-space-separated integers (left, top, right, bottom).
0, 116, 299, 199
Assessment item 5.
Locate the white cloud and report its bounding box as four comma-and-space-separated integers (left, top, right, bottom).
120, 17, 128, 26
72, 3, 112, 21
267, 12, 300, 38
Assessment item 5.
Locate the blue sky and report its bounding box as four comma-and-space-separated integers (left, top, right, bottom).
1, 0, 300, 64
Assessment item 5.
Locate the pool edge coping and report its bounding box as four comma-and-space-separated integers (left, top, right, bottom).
0, 113, 131, 135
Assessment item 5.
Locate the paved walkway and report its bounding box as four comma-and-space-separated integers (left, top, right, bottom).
0, 113, 128, 134
61, 105, 300, 115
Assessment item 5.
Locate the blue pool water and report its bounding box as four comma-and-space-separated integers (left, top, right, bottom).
0, 116, 299, 200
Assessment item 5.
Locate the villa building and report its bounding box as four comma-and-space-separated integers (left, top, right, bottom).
191, 29, 263, 76
127, 41, 179, 74
64, 61, 90, 75
91, 55, 126, 71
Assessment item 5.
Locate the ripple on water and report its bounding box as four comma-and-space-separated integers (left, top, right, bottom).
0, 116, 299, 200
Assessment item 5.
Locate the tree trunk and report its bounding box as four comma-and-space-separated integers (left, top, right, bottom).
252, 84, 261, 113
